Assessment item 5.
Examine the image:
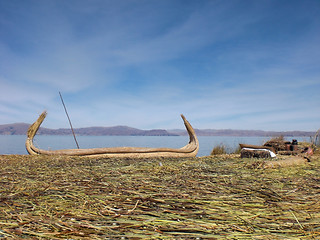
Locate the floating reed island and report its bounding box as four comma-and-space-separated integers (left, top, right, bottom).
0, 152, 319, 239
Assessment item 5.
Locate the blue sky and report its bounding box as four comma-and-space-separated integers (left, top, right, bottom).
0, 0, 319, 131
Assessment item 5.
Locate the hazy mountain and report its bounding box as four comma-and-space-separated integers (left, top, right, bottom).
168, 129, 315, 137
0, 123, 315, 137
0, 123, 177, 136
0, 123, 30, 135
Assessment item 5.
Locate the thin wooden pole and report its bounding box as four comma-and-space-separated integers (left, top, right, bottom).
59, 92, 80, 149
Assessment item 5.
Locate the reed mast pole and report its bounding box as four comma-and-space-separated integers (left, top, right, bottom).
59, 91, 80, 149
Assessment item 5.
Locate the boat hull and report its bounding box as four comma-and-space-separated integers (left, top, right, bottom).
26, 111, 199, 158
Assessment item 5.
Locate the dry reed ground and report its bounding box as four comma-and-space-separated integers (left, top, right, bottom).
0, 153, 319, 239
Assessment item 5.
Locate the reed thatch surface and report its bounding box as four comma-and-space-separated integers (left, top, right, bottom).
0, 153, 319, 239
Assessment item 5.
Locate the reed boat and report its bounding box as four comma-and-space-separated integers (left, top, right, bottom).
26, 111, 199, 158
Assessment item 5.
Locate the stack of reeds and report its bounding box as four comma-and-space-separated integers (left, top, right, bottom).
263, 136, 289, 152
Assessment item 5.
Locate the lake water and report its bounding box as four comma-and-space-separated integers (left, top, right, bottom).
0, 135, 311, 157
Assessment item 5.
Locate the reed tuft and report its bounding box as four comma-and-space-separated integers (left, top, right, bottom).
210, 144, 227, 155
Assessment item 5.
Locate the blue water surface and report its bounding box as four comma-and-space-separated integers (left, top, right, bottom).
0, 135, 310, 157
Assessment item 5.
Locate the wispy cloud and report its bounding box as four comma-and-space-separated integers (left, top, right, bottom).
0, 0, 319, 131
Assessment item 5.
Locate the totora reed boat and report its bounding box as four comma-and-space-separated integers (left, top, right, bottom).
26, 111, 199, 158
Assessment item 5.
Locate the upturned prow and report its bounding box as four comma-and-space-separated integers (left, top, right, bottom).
27, 111, 47, 139
180, 114, 198, 145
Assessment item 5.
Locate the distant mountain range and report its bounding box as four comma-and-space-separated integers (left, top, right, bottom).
0, 123, 177, 136
169, 129, 315, 137
0, 122, 315, 137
